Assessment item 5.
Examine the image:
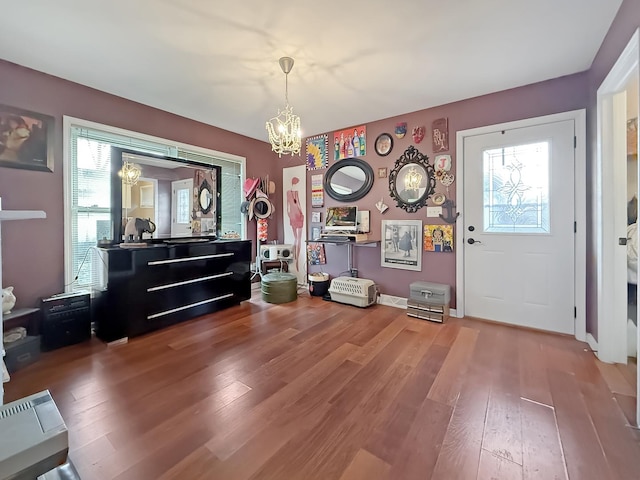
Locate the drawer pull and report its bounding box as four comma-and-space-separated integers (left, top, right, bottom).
147, 272, 233, 292
147, 293, 235, 320
148, 252, 234, 266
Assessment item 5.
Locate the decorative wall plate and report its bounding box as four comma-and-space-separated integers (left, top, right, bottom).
432, 193, 446, 205
375, 133, 394, 156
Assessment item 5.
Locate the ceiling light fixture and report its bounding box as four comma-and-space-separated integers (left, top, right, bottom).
119, 161, 141, 186
266, 57, 301, 157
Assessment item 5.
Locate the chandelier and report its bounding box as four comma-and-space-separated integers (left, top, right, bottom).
119, 161, 141, 186
404, 166, 423, 191
266, 57, 302, 157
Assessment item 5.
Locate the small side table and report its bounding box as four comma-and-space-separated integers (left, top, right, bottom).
261, 260, 289, 275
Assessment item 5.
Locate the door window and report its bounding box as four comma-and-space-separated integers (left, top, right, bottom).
483, 142, 550, 234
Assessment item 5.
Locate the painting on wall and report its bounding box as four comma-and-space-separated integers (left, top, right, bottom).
333, 125, 366, 160
283, 165, 307, 284
0, 104, 54, 172
424, 224, 454, 252
311, 174, 324, 208
381, 219, 422, 271
306, 134, 328, 170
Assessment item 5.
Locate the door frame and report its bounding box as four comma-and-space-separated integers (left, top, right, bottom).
596, 28, 639, 365
455, 110, 587, 342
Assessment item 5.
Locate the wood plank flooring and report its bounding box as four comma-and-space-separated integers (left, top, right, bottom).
5, 289, 640, 480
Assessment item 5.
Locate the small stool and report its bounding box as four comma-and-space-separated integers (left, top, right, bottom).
261, 272, 298, 304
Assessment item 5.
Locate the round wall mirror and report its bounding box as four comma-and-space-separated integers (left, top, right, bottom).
389, 145, 436, 213
324, 157, 374, 202
199, 179, 213, 214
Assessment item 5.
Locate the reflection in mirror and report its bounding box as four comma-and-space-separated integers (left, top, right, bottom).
112, 148, 221, 242
199, 179, 213, 214
324, 157, 374, 202
389, 145, 436, 213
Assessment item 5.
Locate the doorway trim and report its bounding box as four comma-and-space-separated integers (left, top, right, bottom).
596, 28, 639, 365
455, 109, 587, 341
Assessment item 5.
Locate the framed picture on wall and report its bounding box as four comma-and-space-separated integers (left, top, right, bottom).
381, 219, 422, 271
0, 104, 54, 172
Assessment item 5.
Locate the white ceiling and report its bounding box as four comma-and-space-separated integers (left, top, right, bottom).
0, 0, 623, 142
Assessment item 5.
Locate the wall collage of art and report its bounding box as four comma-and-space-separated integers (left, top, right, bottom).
305, 118, 457, 272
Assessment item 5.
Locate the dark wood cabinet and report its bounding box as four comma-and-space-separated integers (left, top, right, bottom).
92, 240, 251, 342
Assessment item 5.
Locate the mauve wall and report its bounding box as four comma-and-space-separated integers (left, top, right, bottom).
586, 0, 640, 340
0, 60, 280, 308
278, 73, 589, 305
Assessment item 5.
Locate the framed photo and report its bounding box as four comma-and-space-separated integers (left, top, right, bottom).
375, 133, 393, 156
381, 219, 422, 271
378, 167, 388, 178
0, 104, 54, 172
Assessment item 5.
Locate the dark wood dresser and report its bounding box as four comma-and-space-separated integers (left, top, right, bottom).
92, 239, 251, 342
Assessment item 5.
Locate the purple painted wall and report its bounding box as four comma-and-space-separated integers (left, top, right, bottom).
586, 0, 640, 340
0, 60, 280, 308
2, 0, 634, 325
279, 73, 588, 305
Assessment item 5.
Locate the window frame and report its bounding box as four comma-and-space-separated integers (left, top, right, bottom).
63, 116, 246, 291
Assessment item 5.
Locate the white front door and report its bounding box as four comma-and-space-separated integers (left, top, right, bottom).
463, 119, 575, 334
171, 179, 193, 237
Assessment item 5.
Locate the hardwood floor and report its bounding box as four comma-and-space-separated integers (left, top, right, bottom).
5, 289, 640, 479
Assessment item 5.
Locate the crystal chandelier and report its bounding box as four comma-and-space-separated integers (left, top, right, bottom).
266, 57, 302, 157
404, 166, 423, 191
119, 161, 141, 186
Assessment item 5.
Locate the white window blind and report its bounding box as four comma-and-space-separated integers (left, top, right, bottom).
176, 149, 243, 238
68, 126, 244, 291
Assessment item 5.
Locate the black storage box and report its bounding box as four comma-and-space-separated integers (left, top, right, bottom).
41, 291, 91, 351
4, 335, 41, 373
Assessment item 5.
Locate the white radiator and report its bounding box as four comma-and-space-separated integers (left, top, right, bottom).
328, 277, 377, 307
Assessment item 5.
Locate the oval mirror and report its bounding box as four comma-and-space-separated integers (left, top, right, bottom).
324, 157, 374, 202
199, 179, 213, 214
389, 145, 436, 213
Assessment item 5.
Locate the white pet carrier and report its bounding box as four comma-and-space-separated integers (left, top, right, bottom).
328, 277, 377, 307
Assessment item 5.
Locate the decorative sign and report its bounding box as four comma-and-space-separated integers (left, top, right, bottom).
424, 224, 454, 252
434, 154, 452, 171
311, 173, 324, 207
333, 125, 366, 160
306, 134, 328, 170
432, 117, 449, 152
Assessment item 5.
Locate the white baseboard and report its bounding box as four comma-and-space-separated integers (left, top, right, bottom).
378, 294, 407, 309
586, 333, 598, 353
377, 294, 457, 319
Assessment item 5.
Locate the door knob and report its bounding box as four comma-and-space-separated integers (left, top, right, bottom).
467, 238, 482, 245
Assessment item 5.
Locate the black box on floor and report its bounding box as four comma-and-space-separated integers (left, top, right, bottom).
4, 335, 41, 373
41, 291, 91, 351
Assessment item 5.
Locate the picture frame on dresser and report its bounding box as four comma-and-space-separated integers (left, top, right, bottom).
0, 104, 54, 172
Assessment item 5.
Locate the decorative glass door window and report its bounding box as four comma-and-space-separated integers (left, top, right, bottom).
176, 187, 190, 224
482, 141, 550, 233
